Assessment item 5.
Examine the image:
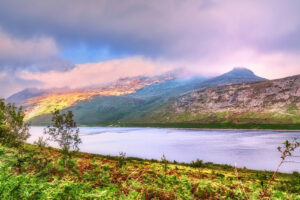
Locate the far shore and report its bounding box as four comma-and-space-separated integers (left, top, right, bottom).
31, 122, 300, 131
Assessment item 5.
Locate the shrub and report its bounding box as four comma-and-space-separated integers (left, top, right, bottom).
161, 154, 168, 176
190, 159, 203, 168
0, 99, 30, 148
33, 136, 49, 148
118, 152, 126, 168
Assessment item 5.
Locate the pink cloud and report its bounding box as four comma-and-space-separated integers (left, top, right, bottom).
20, 57, 175, 89
20, 49, 300, 90
0, 29, 58, 64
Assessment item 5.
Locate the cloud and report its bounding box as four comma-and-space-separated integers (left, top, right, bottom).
3, 49, 300, 98
20, 57, 176, 89
0, 29, 73, 72
0, 0, 300, 61
0, 71, 41, 98
1, 0, 300, 97
183, 48, 300, 79
19, 50, 300, 92
0, 28, 74, 98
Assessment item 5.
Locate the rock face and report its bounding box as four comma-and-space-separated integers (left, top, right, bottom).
161, 75, 300, 124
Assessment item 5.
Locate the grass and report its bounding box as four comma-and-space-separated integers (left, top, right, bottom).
0, 143, 299, 199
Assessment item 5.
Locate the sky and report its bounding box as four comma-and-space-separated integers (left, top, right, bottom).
1, 0, 300, 98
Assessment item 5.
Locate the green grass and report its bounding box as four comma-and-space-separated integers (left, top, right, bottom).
0, 144, 299, 199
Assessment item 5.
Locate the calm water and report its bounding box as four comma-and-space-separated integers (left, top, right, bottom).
28, 127, 300, 173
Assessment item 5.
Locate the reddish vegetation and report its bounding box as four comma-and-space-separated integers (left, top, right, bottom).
2, 144, 298, 199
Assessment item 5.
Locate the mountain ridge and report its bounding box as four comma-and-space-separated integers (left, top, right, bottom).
13, 67, 274, 125
142, 74, 300, 124
9, 73, 177, 120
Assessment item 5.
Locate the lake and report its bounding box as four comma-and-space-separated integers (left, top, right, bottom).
28, 127, 300, 173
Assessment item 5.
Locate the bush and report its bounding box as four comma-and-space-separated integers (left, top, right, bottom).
33, 136, 49, 148
117, 152, 126, 168
190, 159, 203, 168
0, 99, 30, 148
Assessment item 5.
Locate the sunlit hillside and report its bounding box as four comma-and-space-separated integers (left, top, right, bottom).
23, 75, 173, 120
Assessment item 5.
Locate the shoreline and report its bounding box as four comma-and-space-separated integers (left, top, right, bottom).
31, 124, 300, 132
75, 123, 300, 132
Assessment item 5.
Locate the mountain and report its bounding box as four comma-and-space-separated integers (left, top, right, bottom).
141, 74, 300, 124
27, 76, 208, 125
15, 67, 270, 125
198, 67, 266, 87
9, 73, 177, 120
6, 88, 47, 105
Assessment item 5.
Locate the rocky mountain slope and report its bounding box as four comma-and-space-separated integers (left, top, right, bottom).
146, 74, 300, 124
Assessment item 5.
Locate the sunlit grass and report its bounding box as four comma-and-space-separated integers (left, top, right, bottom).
0, 144, 298, 199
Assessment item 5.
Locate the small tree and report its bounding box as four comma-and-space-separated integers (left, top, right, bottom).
118, 152, 126, 168
44, 109, 82, 167
0, 99, 30, 147
261, 138, 300, 198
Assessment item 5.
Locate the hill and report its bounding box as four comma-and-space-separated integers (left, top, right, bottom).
8, 68, 270, 126
144, 74, 300, 125
24, 68, 265, 125
8, 73, 177, 120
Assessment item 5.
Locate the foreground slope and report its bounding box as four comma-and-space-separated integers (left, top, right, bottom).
0, 144, 298, 199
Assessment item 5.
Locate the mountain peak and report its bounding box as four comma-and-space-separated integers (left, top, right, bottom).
198, 67, 266, 88
228, 67, 255, 75
221, 67, 265, 80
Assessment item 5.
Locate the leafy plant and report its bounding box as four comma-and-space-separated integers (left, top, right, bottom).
161, 154, 168, 177
118, 152, 126, 168
34, 136, 49, 147
190, 159, 203, 168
